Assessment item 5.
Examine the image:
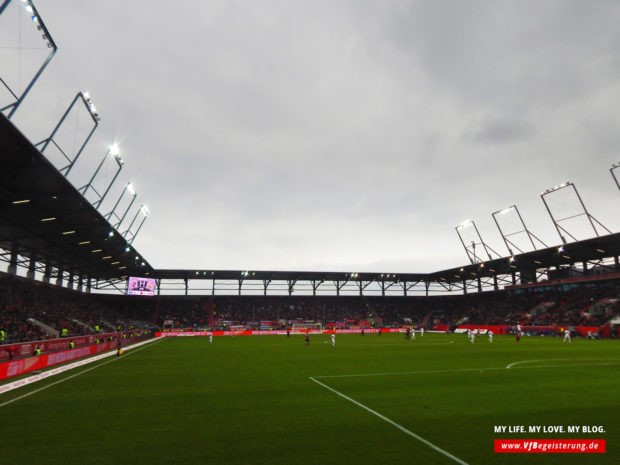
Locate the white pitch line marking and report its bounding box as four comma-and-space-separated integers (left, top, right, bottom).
314, 361, 620, 379
506, 359, 572, 369
0, 338, 166, 408
309, 376, 470, 465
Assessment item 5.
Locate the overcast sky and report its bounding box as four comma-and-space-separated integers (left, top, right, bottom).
4, 0, 620, 273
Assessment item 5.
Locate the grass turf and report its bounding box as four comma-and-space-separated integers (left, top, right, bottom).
1, 332, 618, 465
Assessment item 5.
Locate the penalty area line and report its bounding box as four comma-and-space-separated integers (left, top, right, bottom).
309, 376, 470, 465
0, 338, 167, 408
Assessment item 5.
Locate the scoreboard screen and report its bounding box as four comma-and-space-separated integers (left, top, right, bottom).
127, 276, 156, 296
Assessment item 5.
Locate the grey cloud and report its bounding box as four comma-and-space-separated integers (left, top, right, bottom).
465, 116, 534, 145
4, 1, 620, 272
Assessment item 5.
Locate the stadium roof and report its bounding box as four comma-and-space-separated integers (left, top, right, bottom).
154, 232, 620, 295
0, 113, 154, 282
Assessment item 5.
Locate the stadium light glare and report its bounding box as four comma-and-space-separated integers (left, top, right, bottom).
78, 241, 91, 245
108, 231, 114, 237
111, 261, 120, 265
558, 246, 564, 252
91, 249, 103, 253
125, 247, 130, 252
456, 220, 472, 229
62, 230, 76, 235
41, 217, 56, 222
140, 205, 150, 216
596, 249, 606, 253
102, 256, 112, 260
109, 144, 120, 156
127, 183, 136, 196
80, 92, 100, 121
12, 199, 30, 204
544, 182, 572, 194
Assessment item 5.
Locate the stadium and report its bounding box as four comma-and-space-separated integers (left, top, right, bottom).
1, 2, 619, 464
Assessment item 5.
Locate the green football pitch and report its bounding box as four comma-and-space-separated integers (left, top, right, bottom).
1, 333, 618, 465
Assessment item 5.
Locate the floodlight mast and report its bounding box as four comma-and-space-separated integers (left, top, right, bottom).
123, 205, 149, 244
611, 162, 620, 191
36, 92, 100, 176
79, 144, 124, 209
491, 204, 547, 255
540, 182, 612, 244
0, 0, 58, 119
105, 182, 138, 229
455, 220, 501, 264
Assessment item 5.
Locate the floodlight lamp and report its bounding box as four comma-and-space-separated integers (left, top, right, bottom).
127, 183, 136, 196
499, 206, 514, 215
83, 92, 90, 99
509, 256, 515, 263
140, 205, 150, 216
125, 247, 130, 252
456, 220, 472, 229
24, 4, 33, 13
557, 246, 564, 253
108, 144, 120, 156
108, 231, 114, 237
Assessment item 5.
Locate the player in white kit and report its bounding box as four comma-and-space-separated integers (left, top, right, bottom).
488, 330, 493, 343
331, 332, 336, 348
563, 329, 571, 343
410, 328, 416, 341
209, 332, 213, 344
420, 327, 425, 336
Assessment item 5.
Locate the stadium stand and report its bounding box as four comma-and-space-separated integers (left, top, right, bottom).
2, 270, 619, 357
